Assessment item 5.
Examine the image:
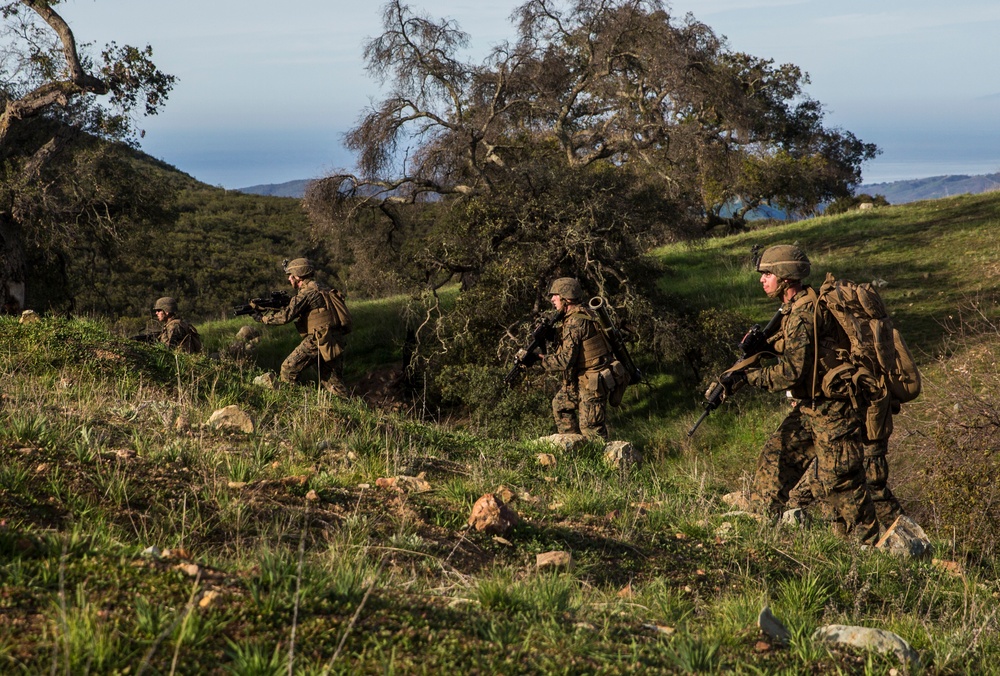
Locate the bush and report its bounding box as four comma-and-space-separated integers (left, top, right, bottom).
892, 306, 1000, 559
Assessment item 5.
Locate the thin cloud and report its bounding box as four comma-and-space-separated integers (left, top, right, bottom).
817, 6, 1000, 40
682, 0, 809, 14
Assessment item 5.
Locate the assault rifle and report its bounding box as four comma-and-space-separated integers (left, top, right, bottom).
687, 308, 783, 437
130, 329, 161, 344
504, 309, 565, 387
233, 290, 291, 317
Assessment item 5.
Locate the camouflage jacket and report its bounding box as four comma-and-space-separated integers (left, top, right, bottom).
160, 317, 201, 354
260, 279, 336, 338
542, 305, 611, 380
745, 286, 839, 399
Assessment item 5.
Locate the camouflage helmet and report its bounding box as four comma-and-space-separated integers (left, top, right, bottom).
152, 297, 177, 314
235, 325, 261, 342
547, 277, 584, 302
284, 257, 315, 278
756, 245, 810, 281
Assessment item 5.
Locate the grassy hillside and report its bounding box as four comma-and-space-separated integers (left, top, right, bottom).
3, 194, 1000, 673
23, 147, 321, 322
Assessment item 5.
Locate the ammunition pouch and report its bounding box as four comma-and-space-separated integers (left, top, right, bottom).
314, 325, 343, 361
853, 368, 892, 442
582, 360, 629, 407
819, 362, 855, 400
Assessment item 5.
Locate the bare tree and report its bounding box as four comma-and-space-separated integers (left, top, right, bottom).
0, 0, 175, 312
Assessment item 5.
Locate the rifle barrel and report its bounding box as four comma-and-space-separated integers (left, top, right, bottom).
687, 409, 711, 437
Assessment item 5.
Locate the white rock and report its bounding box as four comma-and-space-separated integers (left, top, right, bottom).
207, 405, 254, 433
536, 550, 573, 571
603, 440, 642, 469
812, 624, 918, 666
875, 515, 932, 559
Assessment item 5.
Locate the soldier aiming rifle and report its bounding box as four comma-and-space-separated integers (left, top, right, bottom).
233, 290, 291, 318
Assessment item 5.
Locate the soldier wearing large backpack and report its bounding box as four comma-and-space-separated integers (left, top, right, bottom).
717, 245, 879, 541
149, 296, 202, 354
537, 277, 615, 439
252, 258, 350, 396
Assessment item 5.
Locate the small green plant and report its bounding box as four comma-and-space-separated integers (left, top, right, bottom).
774, 572, 832, 628
521, 572, 579, 616
0, 462, 31, 495
224, 638, 288, 675
664, 634, 722, 674
225, 452, 261, 483
474, 571, 531, 615
3, 412, 50, 447
134, 594, 169, 638
72, 426, 98, 464
47, 584, 122, 674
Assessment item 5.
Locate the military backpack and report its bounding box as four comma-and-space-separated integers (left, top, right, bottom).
322, 288, 353, 334
810, 272, 921, 440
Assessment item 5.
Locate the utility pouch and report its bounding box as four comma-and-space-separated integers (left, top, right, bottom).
865, 388, 893, 441
820, 362, 855, 400
315, 326, 343, 361
609, 360, 629, 407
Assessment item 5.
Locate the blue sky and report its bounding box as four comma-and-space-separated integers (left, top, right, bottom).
57, 0, 1000, 188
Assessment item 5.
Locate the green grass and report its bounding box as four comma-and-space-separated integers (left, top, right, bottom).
3, 194, 1000, 672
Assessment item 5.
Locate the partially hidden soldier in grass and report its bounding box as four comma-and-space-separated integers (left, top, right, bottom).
147, 296, 202, 353
717, 245, 879, 542
535, 277, 615, 440
251, 257, 348, 396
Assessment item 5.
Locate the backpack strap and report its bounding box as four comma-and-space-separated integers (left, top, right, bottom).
798, 286, 821, 398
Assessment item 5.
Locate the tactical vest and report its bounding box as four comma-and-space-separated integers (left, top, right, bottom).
164, 318, 202, 354
785, 287, 849, 400
293, 281, 335, 337
571, 309, 613, 371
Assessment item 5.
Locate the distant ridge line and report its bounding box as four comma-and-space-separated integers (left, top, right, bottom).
236, 172, 1000, 205
235, 178, 314, 198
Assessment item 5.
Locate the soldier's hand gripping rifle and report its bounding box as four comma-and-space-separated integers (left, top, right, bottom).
687, 307, 784, 437
504, 309, 565, 387
130, 329, 161, 344
232, 290, 291, 319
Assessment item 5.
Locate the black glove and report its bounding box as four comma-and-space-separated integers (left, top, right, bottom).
252, 312, 263, 323
718, 369, 747, 395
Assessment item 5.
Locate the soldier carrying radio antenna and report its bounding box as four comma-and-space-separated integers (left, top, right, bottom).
534, 277, 616, 440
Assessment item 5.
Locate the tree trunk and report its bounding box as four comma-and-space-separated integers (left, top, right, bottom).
0, 213, 26, 314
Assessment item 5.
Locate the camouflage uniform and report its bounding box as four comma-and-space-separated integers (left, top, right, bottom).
542, 305, 614, 439
789, 439, 903, 527
159, 317, 202, 354
259, 279, 347, 396
745, 286, 878, 540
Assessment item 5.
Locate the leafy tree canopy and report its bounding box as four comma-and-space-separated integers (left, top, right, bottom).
305, 0, 877, 390
1, 0, 176, 313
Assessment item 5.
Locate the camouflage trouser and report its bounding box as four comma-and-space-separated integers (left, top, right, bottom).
863, 444, 904, 526
790, 440, 904, 528
552, 373, 608, 439
280, 334, 347, 396
748, 400, 878, 541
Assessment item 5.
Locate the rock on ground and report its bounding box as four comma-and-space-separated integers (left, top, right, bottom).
812, 624, 918, 666
468, 493, 519, 535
